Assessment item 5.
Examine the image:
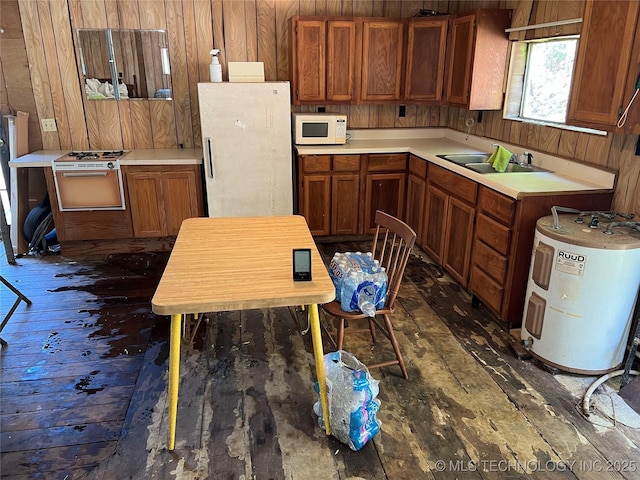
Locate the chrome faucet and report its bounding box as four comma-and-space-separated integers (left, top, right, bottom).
518, 151, 533, 167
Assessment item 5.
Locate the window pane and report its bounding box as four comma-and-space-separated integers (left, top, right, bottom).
521, 39, 577, 123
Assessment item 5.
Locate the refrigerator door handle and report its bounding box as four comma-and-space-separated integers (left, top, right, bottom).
206, 137, 215, 179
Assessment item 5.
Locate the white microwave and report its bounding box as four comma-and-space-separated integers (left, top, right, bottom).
292, 113, 347, 145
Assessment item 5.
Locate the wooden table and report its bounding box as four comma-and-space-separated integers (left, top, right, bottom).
151, 216, 336, 450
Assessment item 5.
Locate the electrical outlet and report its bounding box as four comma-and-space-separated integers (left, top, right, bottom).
41, 118, 57, 132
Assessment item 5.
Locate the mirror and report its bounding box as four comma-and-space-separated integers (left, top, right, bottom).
78, 29, 172, 100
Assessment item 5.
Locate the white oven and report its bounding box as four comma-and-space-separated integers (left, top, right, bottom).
52, 151, 127, 211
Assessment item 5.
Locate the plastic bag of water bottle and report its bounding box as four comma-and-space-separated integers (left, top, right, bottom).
313, 350, 381, 451
329, 252, 388, 317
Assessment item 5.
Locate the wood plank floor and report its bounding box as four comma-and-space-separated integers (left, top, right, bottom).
1, 242, 639, 479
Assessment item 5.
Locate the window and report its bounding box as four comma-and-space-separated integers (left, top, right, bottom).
504, 36, 603, 134
520, 38, 577, 123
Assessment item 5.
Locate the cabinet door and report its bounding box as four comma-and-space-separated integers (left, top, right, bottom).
327, 20, 356, 103
567, 0, 639, 127
292, 19, 326, 104
443, 197, 475, 286
162, 170, 200, 236
422, 184, 448, 262
331, 174, 360, 234
364, 173, 406, 232
302, 175, 331, 235
405, 18, 448, 102
360, 19, 404, 102
446, 14, 475, 106
127, 171, 166, 237
405, 174, 426, 245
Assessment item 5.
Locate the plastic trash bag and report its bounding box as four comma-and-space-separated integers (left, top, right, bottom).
313, 350, 381, 451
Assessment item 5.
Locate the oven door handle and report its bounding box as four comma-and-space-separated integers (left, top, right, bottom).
61, 172, 109, 177
206, 138, 215, 179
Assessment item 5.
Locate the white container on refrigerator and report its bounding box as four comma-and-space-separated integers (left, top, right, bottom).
521, 214, 640, 374
197, 82, 293, 217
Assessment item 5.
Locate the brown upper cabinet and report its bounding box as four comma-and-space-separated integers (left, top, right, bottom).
404, 17, 449, 103
359, 19, 405, 103
291, 16, 405, 105
567, 0, 640, 131
290, 17, 357, 105
445, 9, 512, 110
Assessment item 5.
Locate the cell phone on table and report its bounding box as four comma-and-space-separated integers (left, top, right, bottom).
292, 248, 312, 281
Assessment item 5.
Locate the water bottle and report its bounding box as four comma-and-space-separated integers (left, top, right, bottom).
356, 281, 376, 317
372, 269, 388, 309
341, 270, 362, 312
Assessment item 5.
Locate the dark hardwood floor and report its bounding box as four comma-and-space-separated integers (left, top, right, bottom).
0, 251, 171, 478
1, 243, 639, 479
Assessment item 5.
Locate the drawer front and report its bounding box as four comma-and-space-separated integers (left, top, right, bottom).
470, 265, 504, 314
301, 155, 331, 172
409, 154, 427, 178
472, 239, 508, 284
333, 155, 360, 172
429, 164, 477, 204
478, 187, 515, 225
367, 153, 407, 171
476, 213, 511, 256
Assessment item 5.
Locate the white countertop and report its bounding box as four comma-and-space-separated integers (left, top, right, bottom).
295, 128, 616, 200
11, 130, 615, 200
9, 148, 203, 167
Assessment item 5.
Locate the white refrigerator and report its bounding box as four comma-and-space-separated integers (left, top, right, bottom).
197, 82, 293, 217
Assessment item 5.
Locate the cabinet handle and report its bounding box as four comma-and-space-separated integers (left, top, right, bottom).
62, 172, 108, 177
206, 137, 215, 179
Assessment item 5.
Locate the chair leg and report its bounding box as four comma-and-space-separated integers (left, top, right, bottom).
383, 314, 408, 379
368, 318, 377, 343
336, 318, 345, 350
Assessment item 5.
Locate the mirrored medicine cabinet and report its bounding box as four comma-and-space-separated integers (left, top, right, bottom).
77, 28, 173, 100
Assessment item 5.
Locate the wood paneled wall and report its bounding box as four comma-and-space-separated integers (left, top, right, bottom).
2, 0, 639, 215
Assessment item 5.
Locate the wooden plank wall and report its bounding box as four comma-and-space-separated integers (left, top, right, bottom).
4, 0, 640, 216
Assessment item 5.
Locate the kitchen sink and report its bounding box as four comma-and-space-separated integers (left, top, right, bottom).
464, 163, 550, 174
436, 153, 492, 165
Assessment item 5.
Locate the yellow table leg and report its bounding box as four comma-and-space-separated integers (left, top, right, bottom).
168, 313, 182, 450
309, 303, 331, 435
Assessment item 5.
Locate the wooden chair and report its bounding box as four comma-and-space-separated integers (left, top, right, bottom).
321, 210, 417, 379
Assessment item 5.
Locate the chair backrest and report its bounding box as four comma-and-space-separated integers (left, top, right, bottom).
370, 210, 417, 310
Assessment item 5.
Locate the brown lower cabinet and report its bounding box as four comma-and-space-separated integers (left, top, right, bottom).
422, 164, 477, 287
298, 153, 406, 235
363, 154, 407, 232
469, 186, 613, 328
405, 155, 427, 245
124, 165, 203, 237
413, 160, 613, 328
298, 154, 360, 235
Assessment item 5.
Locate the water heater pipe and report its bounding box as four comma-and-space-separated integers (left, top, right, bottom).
582, 370, 639, 416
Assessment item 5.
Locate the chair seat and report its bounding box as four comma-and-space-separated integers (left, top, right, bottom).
321, 300, 393, 320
